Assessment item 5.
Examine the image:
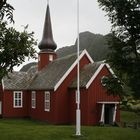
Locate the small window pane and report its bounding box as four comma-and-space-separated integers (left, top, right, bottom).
14, 91, 22, 108
49, 55, 53, 61
31, 91, 36, 109
44, 92, 50, 111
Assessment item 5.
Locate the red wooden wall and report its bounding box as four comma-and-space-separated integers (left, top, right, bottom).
53, 54, 91, 124
2, 90, 30, 118
1, 56, 120, 126
87, 65, 120, 125
29, 90, 58, 124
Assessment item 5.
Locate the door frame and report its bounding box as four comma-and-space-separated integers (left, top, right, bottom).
98, 101, 119, 125
0, 101, 2, 115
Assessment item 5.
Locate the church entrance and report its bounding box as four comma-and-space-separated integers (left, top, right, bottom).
98, 102, 119, 125
104, 104, 114, 125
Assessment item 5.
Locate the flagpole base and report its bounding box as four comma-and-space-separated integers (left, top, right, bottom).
76, 109, 81, 136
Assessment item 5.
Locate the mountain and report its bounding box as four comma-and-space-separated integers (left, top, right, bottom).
20, 31, 109, 71
57, 31, 109, 61
20, 62, 37, 72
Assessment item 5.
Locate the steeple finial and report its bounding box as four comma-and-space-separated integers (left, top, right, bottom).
38, 2, 57, 51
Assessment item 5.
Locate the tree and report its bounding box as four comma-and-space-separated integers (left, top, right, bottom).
98, 0, 140, 98
0, 0, 14, 22
0, 1, 37, 82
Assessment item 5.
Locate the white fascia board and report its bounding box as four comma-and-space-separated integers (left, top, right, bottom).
85, 63, 117, 90
105, 64, 115, 75
54, 50, 93, 91
86, 64, 105, 89
83, 49, 94, 63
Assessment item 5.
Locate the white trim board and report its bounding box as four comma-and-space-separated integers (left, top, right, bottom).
1, 79, 5, 91
86, 64, 105, 89
54, 49, 94, 91
86, 63, 115, 89
97, 101, 120, 104
105, 64, 115, 76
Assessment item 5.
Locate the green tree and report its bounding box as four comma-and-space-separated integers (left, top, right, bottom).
0, 0, 14, 22
0, 0, 37, 81
98, 0, 140, 98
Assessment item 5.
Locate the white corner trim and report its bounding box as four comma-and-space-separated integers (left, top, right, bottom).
86, 64, 105, 89
1, 79, 5, 91
54, 50, 94, 91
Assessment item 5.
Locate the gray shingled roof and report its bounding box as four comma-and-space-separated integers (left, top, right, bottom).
28, 53, 78, 90
69, 62, 102, 88
3, 65, 37, 90
3, 51, 99, 91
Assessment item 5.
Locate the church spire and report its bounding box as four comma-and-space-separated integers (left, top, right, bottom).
38, 2, 57, 51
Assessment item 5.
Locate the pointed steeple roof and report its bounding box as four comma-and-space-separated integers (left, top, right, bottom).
38, 3, 57, 51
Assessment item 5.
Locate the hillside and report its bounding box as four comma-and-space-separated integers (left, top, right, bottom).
20, 31, 109, 71
57, 31, 109, 61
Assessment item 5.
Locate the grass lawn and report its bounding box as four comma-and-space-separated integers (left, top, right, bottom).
121, 111, 140, 123
0, 111, 139, 140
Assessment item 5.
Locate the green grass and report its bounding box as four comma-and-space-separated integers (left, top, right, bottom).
121, 111, 140, 122
0, 111, 139, 140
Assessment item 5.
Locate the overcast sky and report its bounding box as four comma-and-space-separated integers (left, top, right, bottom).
10, 0, 111, 47
9, 0, 111, 70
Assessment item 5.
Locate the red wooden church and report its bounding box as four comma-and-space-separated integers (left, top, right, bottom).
0, 3, 120, 125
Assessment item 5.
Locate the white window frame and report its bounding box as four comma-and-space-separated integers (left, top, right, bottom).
31, 91, 36, 109
13, 91, 23, 108
49, 54, 53, 61
44, 91, 50, 112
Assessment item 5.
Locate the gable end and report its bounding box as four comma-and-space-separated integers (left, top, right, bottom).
54, 50, 94, 91
86, 63, 115, 89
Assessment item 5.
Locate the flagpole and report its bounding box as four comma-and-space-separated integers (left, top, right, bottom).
76, 0, 81, 136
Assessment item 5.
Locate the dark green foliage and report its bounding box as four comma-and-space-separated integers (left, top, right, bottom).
0, 1, 37, 81
101, 75, 124, 97
0, 0, 14, 23
0, 22, 37, 81
98, 0, 140, 98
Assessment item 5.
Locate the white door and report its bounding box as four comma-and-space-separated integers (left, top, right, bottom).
0, 101, 2, 115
